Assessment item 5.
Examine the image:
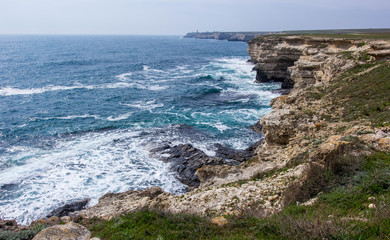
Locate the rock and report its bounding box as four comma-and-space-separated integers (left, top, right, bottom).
211, 216, 228, 226
46, 216, 60, 226
69, 211, 82, 223
213, 143, 254, 163
138, 186, 164, 199
368, 197, 376, 201
268, 195, 279, 201
248, 35, 365, 90
260, 109, 295, 145
368, 203, 376, 209
30, 219, 47, 228
281, 77, 295, 89
32, 222, 90, 240
47, 199, 90, 218
246, 140, 264, 154
60, 216, 71, 223
250, 120, 262, 133
150, 144, 225, 188
0, 219, 18, 231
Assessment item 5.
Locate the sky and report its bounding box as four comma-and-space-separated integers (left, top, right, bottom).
0, 0, 389, 35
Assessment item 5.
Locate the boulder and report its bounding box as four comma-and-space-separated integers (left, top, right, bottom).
213, 143, 254, 162
150, 144, 225, 188
47, 199, 90, 218
32, 222, 90, 240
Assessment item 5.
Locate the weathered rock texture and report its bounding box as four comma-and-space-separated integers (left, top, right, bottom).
32, 222, 90, 240
248, 35, 390, 89
77, 35, 390, 223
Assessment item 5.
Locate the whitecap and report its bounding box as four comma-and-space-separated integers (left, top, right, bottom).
107, 112, 133, 121
123, 100, 164, 112
116, 72, 132, 81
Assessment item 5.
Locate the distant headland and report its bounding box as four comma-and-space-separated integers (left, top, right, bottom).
184, 28, 390, 42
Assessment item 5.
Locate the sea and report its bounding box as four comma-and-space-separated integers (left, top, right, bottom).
0, 35, 280, 225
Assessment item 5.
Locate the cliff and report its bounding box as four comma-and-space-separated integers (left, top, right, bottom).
249, 35, 390, 89
21, 35, 390, 239
72, 36, 390, 222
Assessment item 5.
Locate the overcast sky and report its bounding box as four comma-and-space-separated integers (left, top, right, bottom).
0, 0, 389, 35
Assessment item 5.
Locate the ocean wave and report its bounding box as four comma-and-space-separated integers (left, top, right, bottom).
107, 112, 133, 121
0, 129, 187, 225
123, 100, 164, 112
31, 114, 103, 121
0, 81, 167, 97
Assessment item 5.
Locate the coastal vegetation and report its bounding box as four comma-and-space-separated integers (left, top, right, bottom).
2, 32, 390, 240
83, 152, 390, 239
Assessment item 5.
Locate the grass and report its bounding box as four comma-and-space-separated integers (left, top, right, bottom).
302, 32, 390, 40
339, 63, 390, 126
0, 225, 46, 240
83, 152, 390, 240
319, 62, 390, 127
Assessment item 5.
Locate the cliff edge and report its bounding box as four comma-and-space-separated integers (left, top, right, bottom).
20, 35, 390, 239
74, 36, 390, 222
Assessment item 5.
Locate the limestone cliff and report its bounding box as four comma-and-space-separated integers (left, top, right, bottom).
73, 36, 390, 222
248, 35, 390, 89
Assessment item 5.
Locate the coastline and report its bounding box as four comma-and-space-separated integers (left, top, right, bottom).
3, 33, 390, 239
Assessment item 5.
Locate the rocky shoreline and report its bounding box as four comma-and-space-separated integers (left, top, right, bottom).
3, 34, 390, 239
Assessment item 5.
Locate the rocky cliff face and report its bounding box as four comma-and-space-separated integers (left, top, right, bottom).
55, 36, 390, 223
248, 35, 390, 89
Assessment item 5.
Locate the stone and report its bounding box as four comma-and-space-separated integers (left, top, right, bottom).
150, 144, 225, 188
213, 143, 254, 163
32, 222, 91, 240
46, 216, 60, 226
368, 204, 376, 209
260, 109, 295, 145
268, 195, 279, 201
0, 219, 18, 231
61, 216, 71, 223
211, 216, 228, 226
47, 199, 90, 218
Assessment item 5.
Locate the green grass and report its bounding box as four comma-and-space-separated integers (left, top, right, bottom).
0, 225, 46, 240
84, 152, 390, 240
322, 62, 390, 126
302, 32, 390, 40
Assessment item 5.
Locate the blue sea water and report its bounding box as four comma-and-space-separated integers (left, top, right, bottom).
0, 35, 280, 224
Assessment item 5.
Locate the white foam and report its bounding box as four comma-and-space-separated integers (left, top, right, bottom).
0, 80, 168, 97
31, 114, 102, 121
116, 72, 132, 81
107, 112, 133, 121
123, 100, 164, 112
0, 129, 187, 225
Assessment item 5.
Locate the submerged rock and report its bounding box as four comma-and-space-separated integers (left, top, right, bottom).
150, 144, 225, 188
213, 143, 254, 162
47, 199, 90, 218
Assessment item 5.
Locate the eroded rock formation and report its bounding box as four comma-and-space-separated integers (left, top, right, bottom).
248, 35, 390, 89
53, 35, 390, 224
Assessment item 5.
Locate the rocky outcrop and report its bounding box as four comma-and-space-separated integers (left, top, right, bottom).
57, 35, 390, 226
47, 199, 90, 218
150, 144, 226, 188
248, 36, 390, 89
32, 222, 90, 240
